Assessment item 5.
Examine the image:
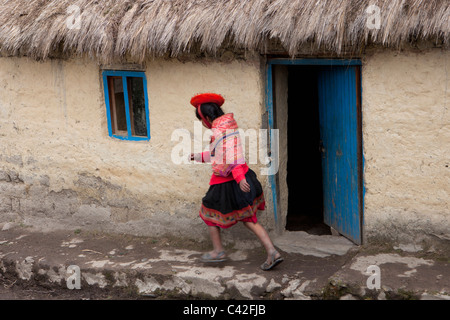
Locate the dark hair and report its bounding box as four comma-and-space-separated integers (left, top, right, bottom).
195, 103, 224, 122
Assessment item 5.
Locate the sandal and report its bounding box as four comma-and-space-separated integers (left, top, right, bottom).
201, 251, 227, 263
260, 251, 284, 271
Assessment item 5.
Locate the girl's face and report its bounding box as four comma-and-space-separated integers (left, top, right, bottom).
201, 117, 212, 129
201, 120, 209, 128
197, 110, 212, 129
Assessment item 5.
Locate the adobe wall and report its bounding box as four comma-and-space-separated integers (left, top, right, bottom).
0, 56, 273, 240
362, 48, 449, 244
1, 48, 448, 246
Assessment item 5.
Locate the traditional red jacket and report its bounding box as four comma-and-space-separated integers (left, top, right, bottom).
197, 113, 248, 185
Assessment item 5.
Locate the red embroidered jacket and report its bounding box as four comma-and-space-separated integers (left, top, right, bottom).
196, 113, 248, 185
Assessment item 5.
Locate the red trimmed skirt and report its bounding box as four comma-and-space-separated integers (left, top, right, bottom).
199, 169, 265, 228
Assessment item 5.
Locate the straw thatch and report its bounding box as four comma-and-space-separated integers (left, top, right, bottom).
0, 0, 448, 63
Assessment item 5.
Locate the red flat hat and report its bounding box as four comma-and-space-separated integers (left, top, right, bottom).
190, 93, 225, 108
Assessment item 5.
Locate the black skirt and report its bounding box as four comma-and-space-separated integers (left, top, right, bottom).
199, 169, 265, 228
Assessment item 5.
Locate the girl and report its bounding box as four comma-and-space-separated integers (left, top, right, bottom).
189, 93, 283, 271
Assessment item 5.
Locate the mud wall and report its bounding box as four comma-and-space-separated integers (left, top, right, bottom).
1, 48, 448, 245
362, 48, 450, 244
0, 56, 272, 239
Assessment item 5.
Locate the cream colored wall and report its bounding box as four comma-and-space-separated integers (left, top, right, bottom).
0, 56, 269, 238
1, 48, 448, 245
362, 48, 450, 243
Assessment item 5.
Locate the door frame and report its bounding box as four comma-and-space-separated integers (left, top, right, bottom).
265, 58, 364, 244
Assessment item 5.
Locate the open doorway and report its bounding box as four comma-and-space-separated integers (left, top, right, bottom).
268, 59, 363, 244
284, 66, 331, 235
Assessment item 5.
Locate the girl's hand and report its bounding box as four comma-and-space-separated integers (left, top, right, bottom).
239, 179, 251, 193
189, 153, 204, 162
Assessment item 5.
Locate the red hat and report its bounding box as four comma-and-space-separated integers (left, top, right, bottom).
190, 93, 225, 108
190, 93, 225, 129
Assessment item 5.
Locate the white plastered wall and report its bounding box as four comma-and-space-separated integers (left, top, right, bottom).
362, 48, 450, 244
0, 56, 273, 239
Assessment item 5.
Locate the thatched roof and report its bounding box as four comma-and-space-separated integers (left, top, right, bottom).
0, 0, 448, 63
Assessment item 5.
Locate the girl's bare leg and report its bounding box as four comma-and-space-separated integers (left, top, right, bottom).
243, 221, 281, 263
207, 226, 225, 257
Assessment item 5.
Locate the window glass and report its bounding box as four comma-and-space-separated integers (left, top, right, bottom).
112, 77, 127, 133
127, 77, 147, 137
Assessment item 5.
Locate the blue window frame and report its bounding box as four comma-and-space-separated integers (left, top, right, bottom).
102, 70, 150, 141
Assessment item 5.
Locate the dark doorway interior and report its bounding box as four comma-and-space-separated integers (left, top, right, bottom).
285, 66, 331, 235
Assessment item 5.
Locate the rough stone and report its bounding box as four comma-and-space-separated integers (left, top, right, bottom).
274, 231, 355, 257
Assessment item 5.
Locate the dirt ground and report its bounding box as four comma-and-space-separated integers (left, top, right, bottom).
0, 273, 148, 300
1, 226, 449, 302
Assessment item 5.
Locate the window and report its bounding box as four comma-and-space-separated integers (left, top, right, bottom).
102, 70, 150, 141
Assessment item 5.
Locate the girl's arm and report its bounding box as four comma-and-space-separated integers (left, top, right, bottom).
232, 164, 250, 192
231, 164, 247, 184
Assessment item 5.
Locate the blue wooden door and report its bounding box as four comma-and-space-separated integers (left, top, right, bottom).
317, 66, 362, 244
